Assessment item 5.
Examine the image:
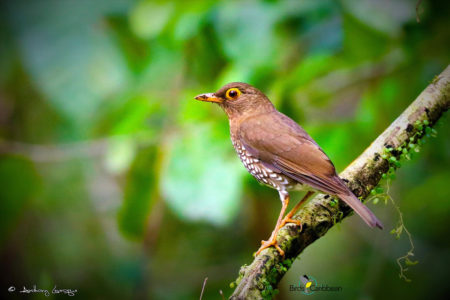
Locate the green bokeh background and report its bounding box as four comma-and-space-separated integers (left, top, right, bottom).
0, 0, 449, 299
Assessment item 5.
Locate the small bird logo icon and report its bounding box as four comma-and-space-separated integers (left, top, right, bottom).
305, 281, 313, 289
300, 275, 316, 295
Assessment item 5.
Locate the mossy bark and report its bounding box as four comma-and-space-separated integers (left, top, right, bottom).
230, 65, 450, 300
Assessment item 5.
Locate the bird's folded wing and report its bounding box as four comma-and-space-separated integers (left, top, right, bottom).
238, 112, 348, 195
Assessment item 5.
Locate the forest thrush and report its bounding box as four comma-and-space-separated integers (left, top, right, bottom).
195, 82, 383, 256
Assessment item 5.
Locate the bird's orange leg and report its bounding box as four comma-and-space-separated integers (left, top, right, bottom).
255, 193, 291, 257
280, 191, 314, 229
255, 191, 315, 257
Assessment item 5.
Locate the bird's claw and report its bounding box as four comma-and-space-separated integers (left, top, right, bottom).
254, 217, 302, 257
280, 216, 302, 230
255, 238, 285, 257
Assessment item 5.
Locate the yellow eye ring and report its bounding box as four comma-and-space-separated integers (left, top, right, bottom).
225, 88, 241, 100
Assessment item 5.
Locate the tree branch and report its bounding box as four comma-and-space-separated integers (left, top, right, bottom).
230, 65, 450, 299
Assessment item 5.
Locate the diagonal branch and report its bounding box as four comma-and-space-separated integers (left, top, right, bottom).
230, 65, 450, 299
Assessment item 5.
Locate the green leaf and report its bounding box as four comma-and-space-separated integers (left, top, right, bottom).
118, 146, 158, 239
214, 1, 280, 68
173, 11, 204, 42
162, 124, 244, 225
405, 258, 419, 266
104, 137, 137, 174
5, 0, 133, 128
129, 1, 174, 39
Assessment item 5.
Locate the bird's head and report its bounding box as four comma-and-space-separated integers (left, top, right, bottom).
195, 82, 275, 118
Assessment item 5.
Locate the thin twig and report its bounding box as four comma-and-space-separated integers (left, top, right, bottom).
199, 277, 208, 300
386, 182, 416, 282
368, 179, 417, 282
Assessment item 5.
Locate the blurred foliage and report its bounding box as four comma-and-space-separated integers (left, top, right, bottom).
0, 155, 39, 246
0, 0, 449, 299
118, 145, 158, 239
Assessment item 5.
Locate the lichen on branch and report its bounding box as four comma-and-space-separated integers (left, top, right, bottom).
230, 65, 450, 300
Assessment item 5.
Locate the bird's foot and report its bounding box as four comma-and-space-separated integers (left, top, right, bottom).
254, 217, 302, 257
255, 236, 284, 257
280, 215, 302, 230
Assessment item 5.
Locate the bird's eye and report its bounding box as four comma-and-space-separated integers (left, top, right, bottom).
225, 88, 241, 100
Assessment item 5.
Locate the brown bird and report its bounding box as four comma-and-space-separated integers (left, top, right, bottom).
195, 82, 383, 256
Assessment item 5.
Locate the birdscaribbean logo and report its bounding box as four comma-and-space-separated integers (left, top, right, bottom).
289, 275, 342, 295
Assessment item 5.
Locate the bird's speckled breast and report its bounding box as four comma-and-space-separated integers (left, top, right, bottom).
231, 136, 303, 193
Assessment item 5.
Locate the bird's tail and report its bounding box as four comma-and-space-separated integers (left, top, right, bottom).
337, 192, 383, 229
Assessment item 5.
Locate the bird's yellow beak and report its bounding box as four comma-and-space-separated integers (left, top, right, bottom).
194, 93, 223, 103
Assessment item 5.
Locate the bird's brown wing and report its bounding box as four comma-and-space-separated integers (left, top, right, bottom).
238, 111, 383, 229
238, 112, 348, 195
